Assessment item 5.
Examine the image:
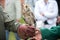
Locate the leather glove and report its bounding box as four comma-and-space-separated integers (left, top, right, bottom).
17, 24, 35, 39
30, 29, 42, 40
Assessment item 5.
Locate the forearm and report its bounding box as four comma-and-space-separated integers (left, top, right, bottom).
5, 20, 20, 33
43, 11, 58, 19
9, 22, 20, 32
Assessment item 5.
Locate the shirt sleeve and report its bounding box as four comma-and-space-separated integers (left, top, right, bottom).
40, 26, 60, 39
34, 2, 40, 19
44, 1, 58, 18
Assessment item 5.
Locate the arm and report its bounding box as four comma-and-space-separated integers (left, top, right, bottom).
7, 0, 21, 32
40, 26, 60, 40
34, 2, 47, 21
43, 1, 58, 18
34, 2, 40, 19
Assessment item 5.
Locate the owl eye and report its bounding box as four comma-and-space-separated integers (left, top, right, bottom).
26, 5, 28, 8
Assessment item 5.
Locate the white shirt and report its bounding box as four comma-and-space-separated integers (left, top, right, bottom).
34, 0, 58, 24
4, 0, 21, 22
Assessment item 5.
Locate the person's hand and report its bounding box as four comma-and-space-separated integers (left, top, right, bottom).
57, 16, 60, 24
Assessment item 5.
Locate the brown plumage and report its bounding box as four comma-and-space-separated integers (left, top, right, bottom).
22, 4, 35, 26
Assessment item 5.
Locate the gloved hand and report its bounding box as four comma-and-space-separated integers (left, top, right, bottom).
17, 24, 35, 39
30, 29, 42, 40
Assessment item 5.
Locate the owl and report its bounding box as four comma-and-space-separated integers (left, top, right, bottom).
22, 4, 35, 26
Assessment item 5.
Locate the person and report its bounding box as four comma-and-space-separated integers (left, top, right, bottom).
17, 17, 60, 40
0, 4, 6, 40
34, 0, 58, 29
0, 6, 59, 40
0, 0, 21, 40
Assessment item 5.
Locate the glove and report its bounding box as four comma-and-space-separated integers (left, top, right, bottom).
30, 29, 42, 40
17, 24, 35, 39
